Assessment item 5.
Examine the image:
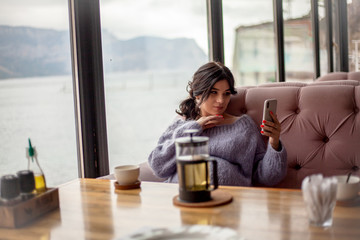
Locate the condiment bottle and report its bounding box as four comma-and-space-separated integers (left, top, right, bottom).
0, 174, 21, 205
26, 138, 47, 193
17, 170, 36, 200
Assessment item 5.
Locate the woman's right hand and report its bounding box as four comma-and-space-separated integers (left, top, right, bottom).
197, 115, 224, 130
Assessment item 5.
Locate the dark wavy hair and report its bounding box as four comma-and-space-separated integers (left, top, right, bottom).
176, 62, 237, 120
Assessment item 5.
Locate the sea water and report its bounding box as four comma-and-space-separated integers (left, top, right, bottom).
0, 71, 190, 186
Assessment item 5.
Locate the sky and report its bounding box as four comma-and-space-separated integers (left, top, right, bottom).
0, 0, 312, 66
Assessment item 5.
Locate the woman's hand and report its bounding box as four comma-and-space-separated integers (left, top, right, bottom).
260, 111, 281, 150
197, 115, 224, 130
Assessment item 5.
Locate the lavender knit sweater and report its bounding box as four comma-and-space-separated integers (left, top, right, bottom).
148, 115, 287, 186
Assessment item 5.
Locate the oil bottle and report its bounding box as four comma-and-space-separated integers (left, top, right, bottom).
26, 138, 47, 193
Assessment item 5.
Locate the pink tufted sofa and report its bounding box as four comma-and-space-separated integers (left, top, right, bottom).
225, 79, 360, 188
101, 73, 360, 189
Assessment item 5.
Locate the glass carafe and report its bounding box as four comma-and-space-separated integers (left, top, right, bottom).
175, 129, 218, 203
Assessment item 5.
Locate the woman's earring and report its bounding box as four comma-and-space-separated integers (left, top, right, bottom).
196, 99, 201, 107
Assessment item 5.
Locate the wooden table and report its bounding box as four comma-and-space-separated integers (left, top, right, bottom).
1, 178, 359, 240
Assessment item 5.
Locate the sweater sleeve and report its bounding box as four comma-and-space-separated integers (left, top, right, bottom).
251, 122, 287, 186
147, 119, 202, 179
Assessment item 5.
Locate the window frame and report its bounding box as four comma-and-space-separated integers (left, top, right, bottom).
68, 0, 350, 178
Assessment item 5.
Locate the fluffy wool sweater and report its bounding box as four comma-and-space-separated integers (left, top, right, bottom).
148, 115, 287, 186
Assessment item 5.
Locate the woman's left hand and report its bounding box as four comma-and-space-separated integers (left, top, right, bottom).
260, 111, 281, 150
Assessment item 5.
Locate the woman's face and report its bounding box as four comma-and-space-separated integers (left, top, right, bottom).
197, 79, 232, 117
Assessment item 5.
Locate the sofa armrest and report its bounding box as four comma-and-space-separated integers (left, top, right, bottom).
139, 162, 166, 182
97, 162, 166, 182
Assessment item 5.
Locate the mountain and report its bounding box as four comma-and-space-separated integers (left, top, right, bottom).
0, 25, 71, 79
102, 34, 207, 72
0, 25, 207, 80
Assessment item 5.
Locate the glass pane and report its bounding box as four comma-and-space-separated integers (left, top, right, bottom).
318, 0, 329, 75
331, 0, 341, 71
100, 0, 208, 171
348, 0, 360, 72
223, 0, 276, 86
331, 0, 338, 71
283, 0, 314, 82
0, 1, 77, 187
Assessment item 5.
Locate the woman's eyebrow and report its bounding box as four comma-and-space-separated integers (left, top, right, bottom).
211, 87, 231, 91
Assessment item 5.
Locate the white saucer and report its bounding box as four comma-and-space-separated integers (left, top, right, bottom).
119, 225, 243, 240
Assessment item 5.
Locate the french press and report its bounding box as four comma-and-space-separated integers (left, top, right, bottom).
175, 129, 218, 203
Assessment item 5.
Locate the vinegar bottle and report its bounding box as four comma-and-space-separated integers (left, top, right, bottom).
27, 138, 47, 193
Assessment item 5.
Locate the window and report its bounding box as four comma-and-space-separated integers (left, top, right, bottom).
100, 0, 208, 170
318, 0, 329, 75
0, 1, 77, 186
348, 0, 360, 72
223, 0, 276, 86
283, 0, 314, 82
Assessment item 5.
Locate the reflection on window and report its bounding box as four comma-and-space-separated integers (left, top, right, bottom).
283, 0, 313, 82
318, 0, 329, 75
0, 1, 77, 187
223, 0, 275, 86
348, 0, 360, 72
100, 0, 208, 170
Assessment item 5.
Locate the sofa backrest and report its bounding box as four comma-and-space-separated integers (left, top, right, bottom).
226, 80, 360, 188
316, 71, 360, 82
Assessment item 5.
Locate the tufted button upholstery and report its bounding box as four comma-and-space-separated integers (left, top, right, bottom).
226, 80, 360, 189
294, 164, 301, 170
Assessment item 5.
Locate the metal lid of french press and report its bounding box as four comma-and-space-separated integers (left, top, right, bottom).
175, 129, 209, 147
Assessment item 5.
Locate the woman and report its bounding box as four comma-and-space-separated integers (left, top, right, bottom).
148, 62, 287, 186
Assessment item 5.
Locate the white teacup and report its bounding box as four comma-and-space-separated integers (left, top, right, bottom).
335, 175, 360, 201
114, 165, 140, 185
